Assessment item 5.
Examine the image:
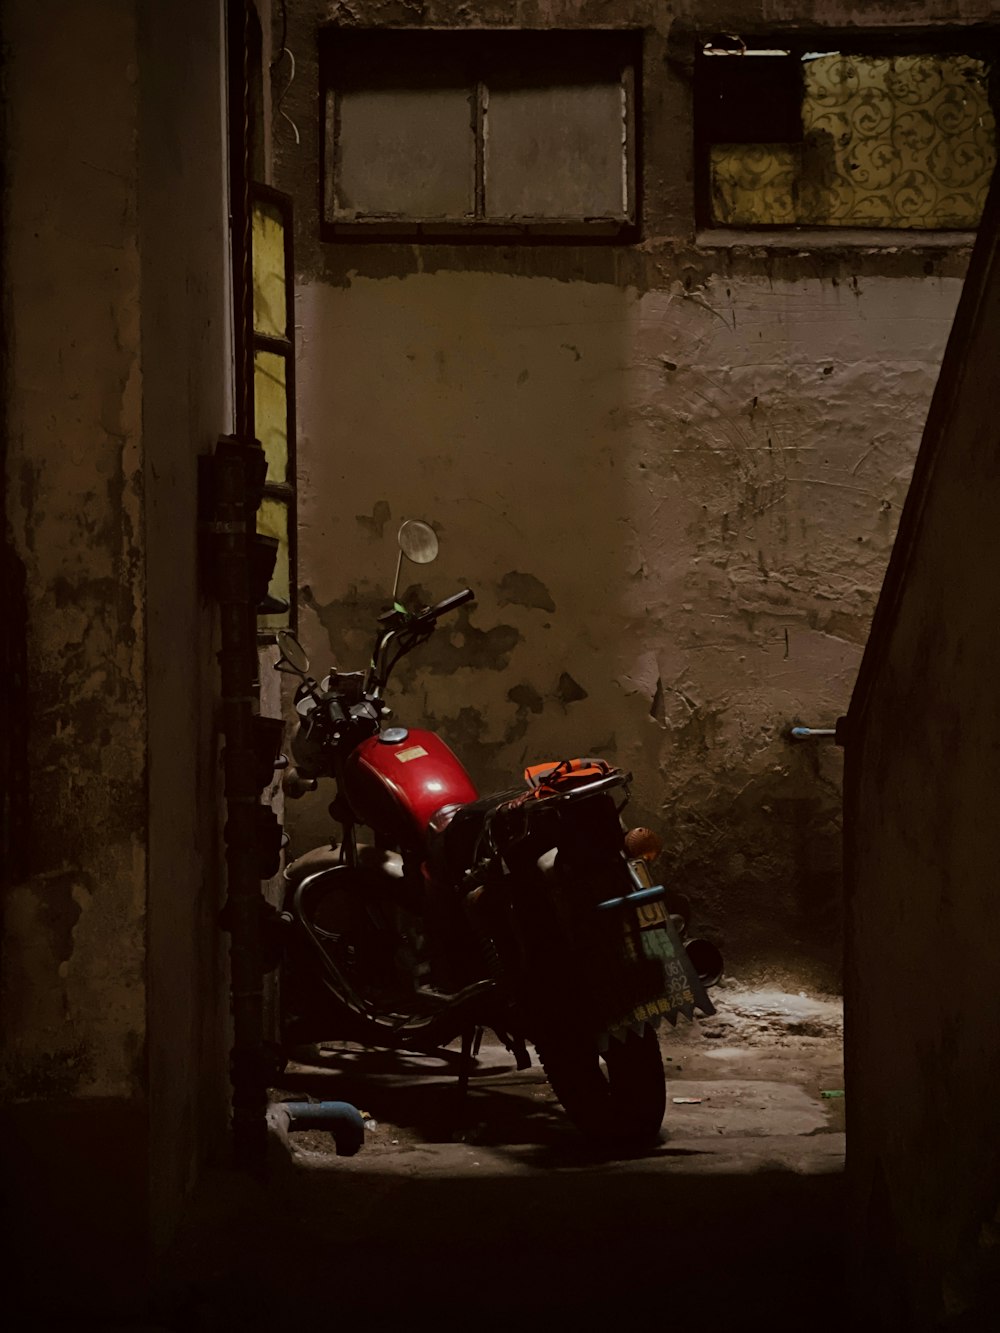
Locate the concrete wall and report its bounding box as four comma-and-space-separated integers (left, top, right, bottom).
275, 0, 990, 990
0, 0, 237, 1309
138, 0, 234, 1253
843, 174, 1000, 1330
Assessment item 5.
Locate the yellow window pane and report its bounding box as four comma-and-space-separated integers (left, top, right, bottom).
257, 496, 290, 630
253, 350, 288, 485
800, 53, 995, 228
252, 196, 287, 337
710, 145, 800, 226
710, 53, 995, 229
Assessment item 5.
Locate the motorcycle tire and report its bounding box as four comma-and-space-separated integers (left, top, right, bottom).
538, 1025, 666, 1147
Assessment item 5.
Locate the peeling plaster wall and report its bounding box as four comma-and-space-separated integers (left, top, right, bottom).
276, 0, 987, 990
843, 182, 1000, 1331
1, 0, 236, 1308
1, 0, 147, 1107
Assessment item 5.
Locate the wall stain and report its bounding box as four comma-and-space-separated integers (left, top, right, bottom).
0, 1043, 95, 1102
302, 583, 522, 676
507, 682, 544, 714
497, 570, 555, 613
557, 672, 588, 704
420, 703, 508, 773
505, 682, 545, 745
33, 871, 88, 965
356, 500, 392, 539
414, 606, 522, 675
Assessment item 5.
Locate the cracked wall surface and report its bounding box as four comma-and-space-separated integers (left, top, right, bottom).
275, 0, 986, 990
1, 0, 238, 1302
1, 0, 147, 1104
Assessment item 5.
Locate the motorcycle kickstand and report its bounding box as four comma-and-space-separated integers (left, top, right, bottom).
456, 1024, 484, 1099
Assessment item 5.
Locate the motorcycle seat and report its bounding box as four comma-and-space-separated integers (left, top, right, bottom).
428, 765, 631, 886
426, 789, 524, 883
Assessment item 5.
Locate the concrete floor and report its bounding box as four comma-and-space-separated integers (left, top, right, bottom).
143, 983, 846, 1333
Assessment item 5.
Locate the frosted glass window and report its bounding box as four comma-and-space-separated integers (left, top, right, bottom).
334, 89, 475, 219
321, 30, 637, 237
252, 197, 287, 337
253, 349, 287, 486
485, 83, 627, 219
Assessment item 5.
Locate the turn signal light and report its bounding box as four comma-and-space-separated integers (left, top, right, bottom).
624, 826, 663, 862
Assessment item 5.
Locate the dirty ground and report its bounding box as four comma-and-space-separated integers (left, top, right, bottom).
140, 983, 844, 1333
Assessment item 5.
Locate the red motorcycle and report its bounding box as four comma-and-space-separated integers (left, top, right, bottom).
272, 521, 720, 1145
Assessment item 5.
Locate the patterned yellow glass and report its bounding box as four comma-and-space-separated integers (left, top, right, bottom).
710, 54, 995, 228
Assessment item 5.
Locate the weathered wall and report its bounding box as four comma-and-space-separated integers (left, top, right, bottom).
843, 174, 1000, 1330
276, 0, 990, 990
0, 0, 237, 1309
0, 0, 150, 1307
1, 0, 147, 1108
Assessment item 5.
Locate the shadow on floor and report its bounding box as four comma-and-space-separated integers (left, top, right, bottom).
146, 1158, 845, 1333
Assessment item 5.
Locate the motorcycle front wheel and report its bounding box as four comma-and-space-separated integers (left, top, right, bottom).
538, 1026, 666, 1147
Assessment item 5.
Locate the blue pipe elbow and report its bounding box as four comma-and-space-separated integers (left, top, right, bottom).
279, 1100, 365, 1156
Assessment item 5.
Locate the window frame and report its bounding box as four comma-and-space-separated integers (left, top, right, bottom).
692, 27, 1000, 238
318, 27, 643, 243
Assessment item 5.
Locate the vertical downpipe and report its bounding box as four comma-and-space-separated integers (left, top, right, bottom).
219, 0, 266, 1174
214, 441, 266, 1173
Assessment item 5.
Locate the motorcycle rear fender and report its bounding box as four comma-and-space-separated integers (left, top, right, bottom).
529, 844, 716, 1042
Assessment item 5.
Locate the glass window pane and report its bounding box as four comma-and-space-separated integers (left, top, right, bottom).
252, 197, 287, 337
333, 88, 475, 219
799, 53, 994, 228
708, 53, 995, 228
253, 349, 288, 486
710, 145, 800, 226
257, 496, 289, 630
485, 83, 628, 219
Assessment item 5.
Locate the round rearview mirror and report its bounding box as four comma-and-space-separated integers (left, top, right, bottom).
276, 630, 310, 675
397, 519, 439, 565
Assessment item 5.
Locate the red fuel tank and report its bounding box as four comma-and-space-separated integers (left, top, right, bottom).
342, 728, 478, 847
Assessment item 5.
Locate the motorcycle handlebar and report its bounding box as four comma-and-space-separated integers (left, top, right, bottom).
415, 587, 475, 624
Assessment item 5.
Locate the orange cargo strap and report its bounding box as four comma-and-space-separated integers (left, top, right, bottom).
522, 756, 615, 797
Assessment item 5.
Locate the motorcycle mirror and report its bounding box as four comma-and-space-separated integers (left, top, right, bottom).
392, 519, 439, 602
397, 520, 439, 565
275, 630, 310, 676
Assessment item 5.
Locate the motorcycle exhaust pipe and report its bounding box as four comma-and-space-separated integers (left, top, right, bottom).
684, 938, 723, 988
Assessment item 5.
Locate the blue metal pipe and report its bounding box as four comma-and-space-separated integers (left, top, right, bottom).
278, 1101, 365, 1156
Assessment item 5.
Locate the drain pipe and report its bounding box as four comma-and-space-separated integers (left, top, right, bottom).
210, 437, 268, 1174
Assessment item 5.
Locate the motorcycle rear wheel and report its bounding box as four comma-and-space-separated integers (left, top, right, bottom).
538, 1025, 666, 1146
